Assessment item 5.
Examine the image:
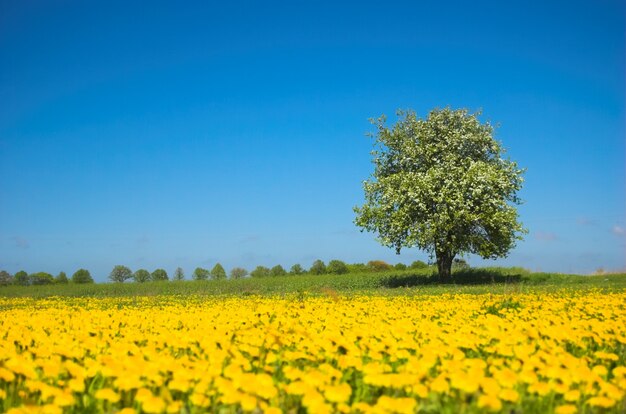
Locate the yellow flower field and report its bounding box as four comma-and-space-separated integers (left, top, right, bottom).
0, 292, 625, 413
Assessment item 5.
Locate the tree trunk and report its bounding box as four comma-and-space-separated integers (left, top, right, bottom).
436, 251, 454, 283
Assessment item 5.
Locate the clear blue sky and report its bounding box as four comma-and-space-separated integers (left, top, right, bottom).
1, 0, 624, 280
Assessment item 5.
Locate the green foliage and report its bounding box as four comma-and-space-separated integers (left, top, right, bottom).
250, 266, 271, 278
14, 271, 29, 286
394, 263, 407, 271
410, 260, 429, 269
347, 263, 367, 273
30, 272, 55, 285
133, 269, 151, 283
355, 107, 526, 281
71, 269, 93, 284
55, 272, 69, 284
109, 265, 133, 283
367, 260, 392, 272
309, 260, 327, 275
289, 264, 304, 275
0, 271, 13, 286
210, 263, 227, 280
173, 267, 185, 281
151, 269, 169, 281
327, 260, 348, 275
270, 265, 287, 277
192, 267, 210, 281
452, 258, 470, 270
230, 267, 248, 280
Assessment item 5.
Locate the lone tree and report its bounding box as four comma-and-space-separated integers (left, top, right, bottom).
151, 268, 169, 281
133, 269, 151, 283
109, 265, 133, 283
173, 267, 185, 281
210, 263, 227, 280
355, 108, 526, 282
71, 269, 94, 284
192, 267, 209, 281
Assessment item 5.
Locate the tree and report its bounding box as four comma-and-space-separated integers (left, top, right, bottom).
410, 260, 429, 269
0, 271, 13, 286
133, 269, 151, 283
394, 263, 407, 271
355, 108, 526, 282
230, 267, 248, 279
192, 267, 210, 281
55, 271, 69, 284
30, 272, 54, 285
367, 260, 392, 272
151, 269, 169, 281
109, 265, 133, 283
309, 260, 326, 275
250, 266, 271, 278
270, 265, 286, 277
14, 270, 29, 286
452, 258, 470, 270
210, 263, 227, 280
327, 260, 348, 274
173, 267, 185, 281
289, 264, 304, 275
71, 269, 93, 284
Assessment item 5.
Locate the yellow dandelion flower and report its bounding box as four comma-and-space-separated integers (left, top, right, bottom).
95, 388, 120, 403
564, 390, 580, 402
375, 396, 416, 414
555, 405, 577, 414
477, 394, 502, 412
142, 396, 166, 413
324, 383, 352, 403
586, 396, 615, 408
54, 391, 75, 407
498, 388, 519, 403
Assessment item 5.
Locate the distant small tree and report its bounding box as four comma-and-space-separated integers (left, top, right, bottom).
270, 265, 287, 277
192, 267, 210, 281
109, 265, 133, 283
347, 263, 367, 273
410, 260, 429, 269
327, 260, 348, 274
14, 270, 29, 286
210, 263, 227, 280
173, 267, 185, 281
250, 266, 271, 278
394, 263, 407, 271
452, 258, 470, 270
30, 272, 55, 285
71, 269, 94, 284
151, 269, 169, 281
133, 269, 151, 283
0, 271, 13, 286
289, 264, 304, 275
55, 271, 69, 284
309, 260, 327, 275
367, 260, 392, 272
230, 267, 248, 279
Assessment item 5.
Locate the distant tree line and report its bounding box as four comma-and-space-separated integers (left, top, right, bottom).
0, 258, 470, 286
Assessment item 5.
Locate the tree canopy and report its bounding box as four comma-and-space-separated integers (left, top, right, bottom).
109, 265, 132, 283
354, 107, 526, 281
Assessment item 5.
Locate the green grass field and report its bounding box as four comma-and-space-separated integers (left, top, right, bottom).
1, 267, 625, 298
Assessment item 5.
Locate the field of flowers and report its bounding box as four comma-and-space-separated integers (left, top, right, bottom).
0, 291, 625, 413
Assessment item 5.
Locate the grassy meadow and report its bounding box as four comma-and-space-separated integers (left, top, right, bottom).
1, 267, 625, 298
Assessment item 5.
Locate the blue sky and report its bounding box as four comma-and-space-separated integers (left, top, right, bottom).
1, 0, 624, 280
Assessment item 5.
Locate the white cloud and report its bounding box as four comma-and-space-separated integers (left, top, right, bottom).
612, 225, 625, 236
